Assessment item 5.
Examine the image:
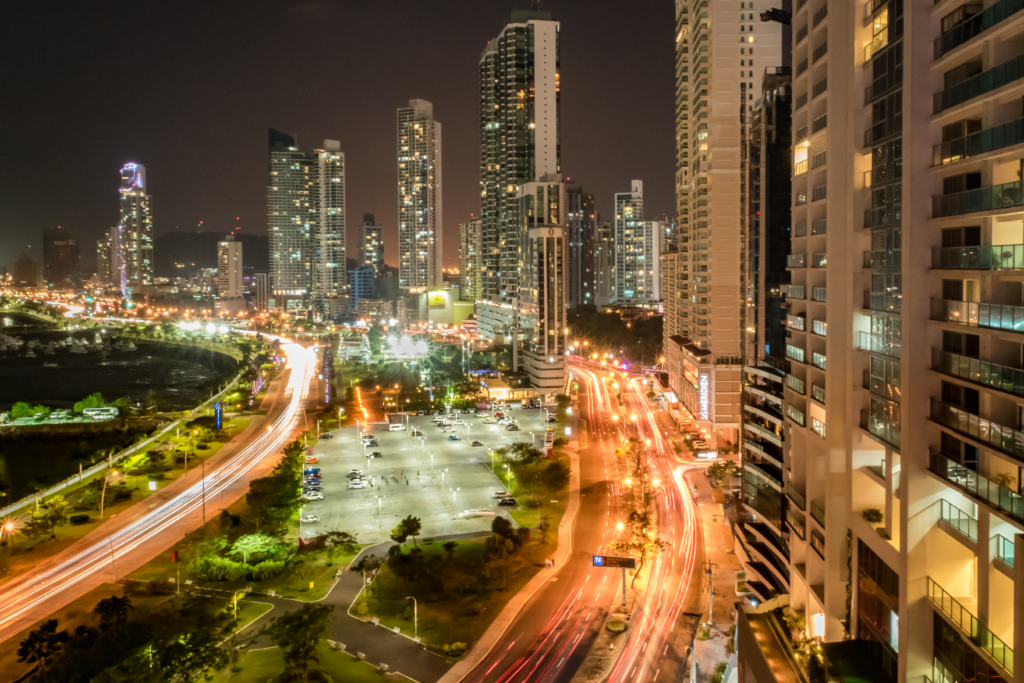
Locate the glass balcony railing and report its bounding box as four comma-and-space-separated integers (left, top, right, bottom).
932, 348, 1024, 399
810, 532, 825, 557
934, 0, 1024, 60
930, 298, 1024, 334
786, 374, 806, 395
929, 449, 1024, 525
939, 499, 978, 541
787, 482, 806, 510
795, 159, 808, 175
995, 533, 1015, 568
787, 253, 806, 268
930, 398, 1024, 461
811, 500, 826, 528
861, 408, 901, 449
933, 244, 1024, 270
934, 53, 1024, 115
933, 117, 1024, 166
859, 331, 901, 358
933, 180, 1024, 217
926, 577, 1014, 675
864, 203, 901, 229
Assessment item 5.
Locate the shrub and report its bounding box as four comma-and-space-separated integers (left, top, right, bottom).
357, 602, 368, 616
711, 662, 729, 683
68, 514, 90, 525
606, 620, 628, 633
442, 643, 467, 657
188, 554, 286, 582
862, 508, 884, 524
77, 489, 100, 510
147, 473, 165, 481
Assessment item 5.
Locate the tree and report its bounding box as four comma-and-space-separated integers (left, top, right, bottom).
17, 619, 69, 675
23, 514, 57, 540
442, 541, 457, 564
10, 402, 36, 419
227, 533, 281, 564
555, 394, 571, 420
538, 516, 552, 545
155, 595, 231, 683
323, 530, 358, 563
390, 515, 422, 548
541, 461, 571, 495
43, 494, 70, 528
73, 392, 106, 414
707, 461, 740, 488
92, 596, 133, 631
262, 603, 334, 682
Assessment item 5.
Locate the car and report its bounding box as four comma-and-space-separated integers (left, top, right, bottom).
303, 485, 322, 492
346, 472, 364, 479
360, 436, 375, 443
347, 481, 369, 489
448, 434, 462, 441
471, 441, 484, 447
546, 417, 557, 424
349, 468, 363, 474
302, 492, 324, 501
305, 457, 319, 464
495, 412, 505, 418
321, 433, 333, 439
453, 420, 467, 426
300, 515, 320, 524
367, 451, 382, 458
483, 418, 497, 424
506, 425, 520, 431
493, 491, 514, 499
411, 429, 422, 436
303, 467, 320, 474
497, 497, 517, 507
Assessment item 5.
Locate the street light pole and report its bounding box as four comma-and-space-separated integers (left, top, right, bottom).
406, 596, 418, 637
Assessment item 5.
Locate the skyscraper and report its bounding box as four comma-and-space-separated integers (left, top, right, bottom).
96, 230, 113, 286
43, 226, 81, 290
459, 217, 482, 301
12, 254, 39, 288
565, 183, 595, 309
477, 7, 560, 341
267, 129, 347, 316
217, 234, 243, 300
662, 1, 784, 443
593, 220, 615, 307
358, 214, 384, 274
118, 163, 153, 300
613, 180, 662, 307
397, 99, 442, 290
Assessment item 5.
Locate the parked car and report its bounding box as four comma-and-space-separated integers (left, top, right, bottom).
506, 425, 520, 432
546, 417, 557, 424
300, 515, 320, 524
448, 434, 462, 441
411, 429, 422, 436
367, 451, 382, 458
349, 468, 363, 474
303, 467, 320, 474
346, 472, 364, 479
302, 492, 324, 501
303, 486, 322, 494
493, 491, 514, 499
305, 457, 319, 464
360, 436, 375, 443
347, 481, 369, 489
497, 497, 517, 507
471, 441, 484, 447
453, 420, 467, 426
321, 433, 333, 439
483, 418, 497, 424
495, 412, 505, 418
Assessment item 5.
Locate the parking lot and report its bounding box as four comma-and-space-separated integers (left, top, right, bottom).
298, 405, 557, 543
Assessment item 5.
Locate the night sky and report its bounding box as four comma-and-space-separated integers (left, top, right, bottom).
0, 0, 675, 273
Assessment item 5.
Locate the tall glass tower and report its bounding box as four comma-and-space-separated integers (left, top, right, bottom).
118, 163, 153, 301
397, 99, 442, 290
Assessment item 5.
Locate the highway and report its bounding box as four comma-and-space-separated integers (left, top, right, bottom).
0, 334, 317, 644
460, 359, 704, 683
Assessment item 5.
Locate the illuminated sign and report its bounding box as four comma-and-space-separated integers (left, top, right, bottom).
593, 555, 636, 569
214, 402, 223, 430
699, 373, 710, 420
427, 290, 448, 308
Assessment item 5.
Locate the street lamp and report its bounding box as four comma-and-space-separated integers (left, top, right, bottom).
451, 487, 460, 506
406, 596, 418, 636
99, 469, 120, 519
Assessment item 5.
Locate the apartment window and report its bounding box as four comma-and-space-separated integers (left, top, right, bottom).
858, 540, 900, 683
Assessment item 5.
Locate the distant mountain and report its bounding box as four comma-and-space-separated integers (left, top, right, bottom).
154, 232, 268, 277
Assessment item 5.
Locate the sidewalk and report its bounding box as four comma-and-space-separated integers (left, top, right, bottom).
437, 442, 582, 683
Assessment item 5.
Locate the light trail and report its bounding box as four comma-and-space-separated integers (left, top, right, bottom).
0, 334, 316, 639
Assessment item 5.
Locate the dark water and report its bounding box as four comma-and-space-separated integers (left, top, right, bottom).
0, 316, 237, 501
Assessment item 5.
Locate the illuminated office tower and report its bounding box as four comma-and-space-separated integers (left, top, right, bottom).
118, 163, 153, 300
397, 99, 442, 290
565, 183, 595, 308
459, 217, 482, 301
359, 214, 384, 274
217, 234, 243, 299
613, 180, 661, 306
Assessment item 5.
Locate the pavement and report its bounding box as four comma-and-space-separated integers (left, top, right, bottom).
300, 408, 556, 543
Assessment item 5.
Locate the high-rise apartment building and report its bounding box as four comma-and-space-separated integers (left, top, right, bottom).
593, 220, 615, 307
477, 8, 560, 342
96, 230, 112, 286
118, 163, 153, 300
662, 1, 784, 443
348, 264, 376, 314
267, 129, 347, 316
565, 183, 595, 308
217, 234, 243, 299
459, 217, 482, 301
397, 99, 442, 290
358, 214, 384, 274
12, 254, 39, 288
613, 180, 662, 306
43, 226, 81, 290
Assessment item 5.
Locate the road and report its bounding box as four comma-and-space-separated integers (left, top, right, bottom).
458, 359, 705, 683
0, 334, 318, 644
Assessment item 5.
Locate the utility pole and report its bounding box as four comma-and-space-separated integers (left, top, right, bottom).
704, 561, 718, 625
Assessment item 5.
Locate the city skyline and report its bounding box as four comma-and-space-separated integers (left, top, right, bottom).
0, 1, 674, 274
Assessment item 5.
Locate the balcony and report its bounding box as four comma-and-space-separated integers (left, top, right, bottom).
794, 159, 808, 176
812, 351, 826, 370
743, 400, 783, 426
933, 117, 1024, 166
786, 374, 806, 395
743, 437, 784, 466
746, 420, 783, 447
812, 385, 826, 404
812, 114, 828, 134
786, 482, 806, 511
795, 92, 808, 110
864, 249, 901, 269
930, 449, 1024, 525
861, 408, 901, 449
811, 500, 826, 528
787, 253, 806, 268
995, 533, 1015, 567
812, 286, 827, 302
812, 40, 828, 63
797, 58, 808, 77
811, 252, 827, 268
932, 243, 1024, 270
931, 398, 1024, 462
786, 403, 806, 426
933, 180, 1024, 218
865, 288, 902, 314
812, 218, 827, 235
932, 348, 1024, 400
864, 203, 901, 229
926, 577, 1014, 675
812, 3, 828, 26
796, 24, 808, 44
931, 297, 1024, 333
934, 0, 1024, 60
934, 53, 1024, 115
939, 499, 978, 542
812, 184, 827, 202
810, 532, 825, 557
811, 150, 827, 169
746, 460, 784, 488
812, 77, 828, 98
860, 331, 902, 358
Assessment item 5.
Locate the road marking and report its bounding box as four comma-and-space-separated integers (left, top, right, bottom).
664, 644, 669, 656
654, 668, 661, 681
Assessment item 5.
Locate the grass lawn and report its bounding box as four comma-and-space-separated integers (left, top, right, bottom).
230, 600, 274, 635
209, 645, 385, 683
0, 414, 262, 590
356, 534, 558, 652
0, 582, 175, 681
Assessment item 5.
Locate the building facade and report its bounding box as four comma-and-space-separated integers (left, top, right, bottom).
565, 183, 595, 308
217, 234, 243, 300
348, 264, 376, 314
118, 163, 154, 301
593, 220, 615, 307
459, 217, 482, 301
267, 129, 347, 317
397, 99, 442, 290
43, 226, 81, 291
613, 180, 662, 306
12, 254, 38, 288
358, 213, 384, 274
96, 230, 113, 287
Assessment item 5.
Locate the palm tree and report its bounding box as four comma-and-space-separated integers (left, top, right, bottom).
17, 619, 68, 674
92, 595, 133, 630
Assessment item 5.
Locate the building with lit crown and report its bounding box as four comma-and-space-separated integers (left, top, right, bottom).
118, 163, 153, 301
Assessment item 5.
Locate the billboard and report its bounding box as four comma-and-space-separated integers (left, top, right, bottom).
593, 555, 636, 569
427, 290, 448, 308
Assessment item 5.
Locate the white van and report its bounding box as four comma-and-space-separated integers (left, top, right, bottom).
389, 424, 406, 432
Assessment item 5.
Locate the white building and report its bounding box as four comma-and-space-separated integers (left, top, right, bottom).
397, 99, 442, 290
358, 213, 384, 274
613, 180, 662, 306
217, 234, 243, 300
458, 217, 482, 301
118, 163, 153, 301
